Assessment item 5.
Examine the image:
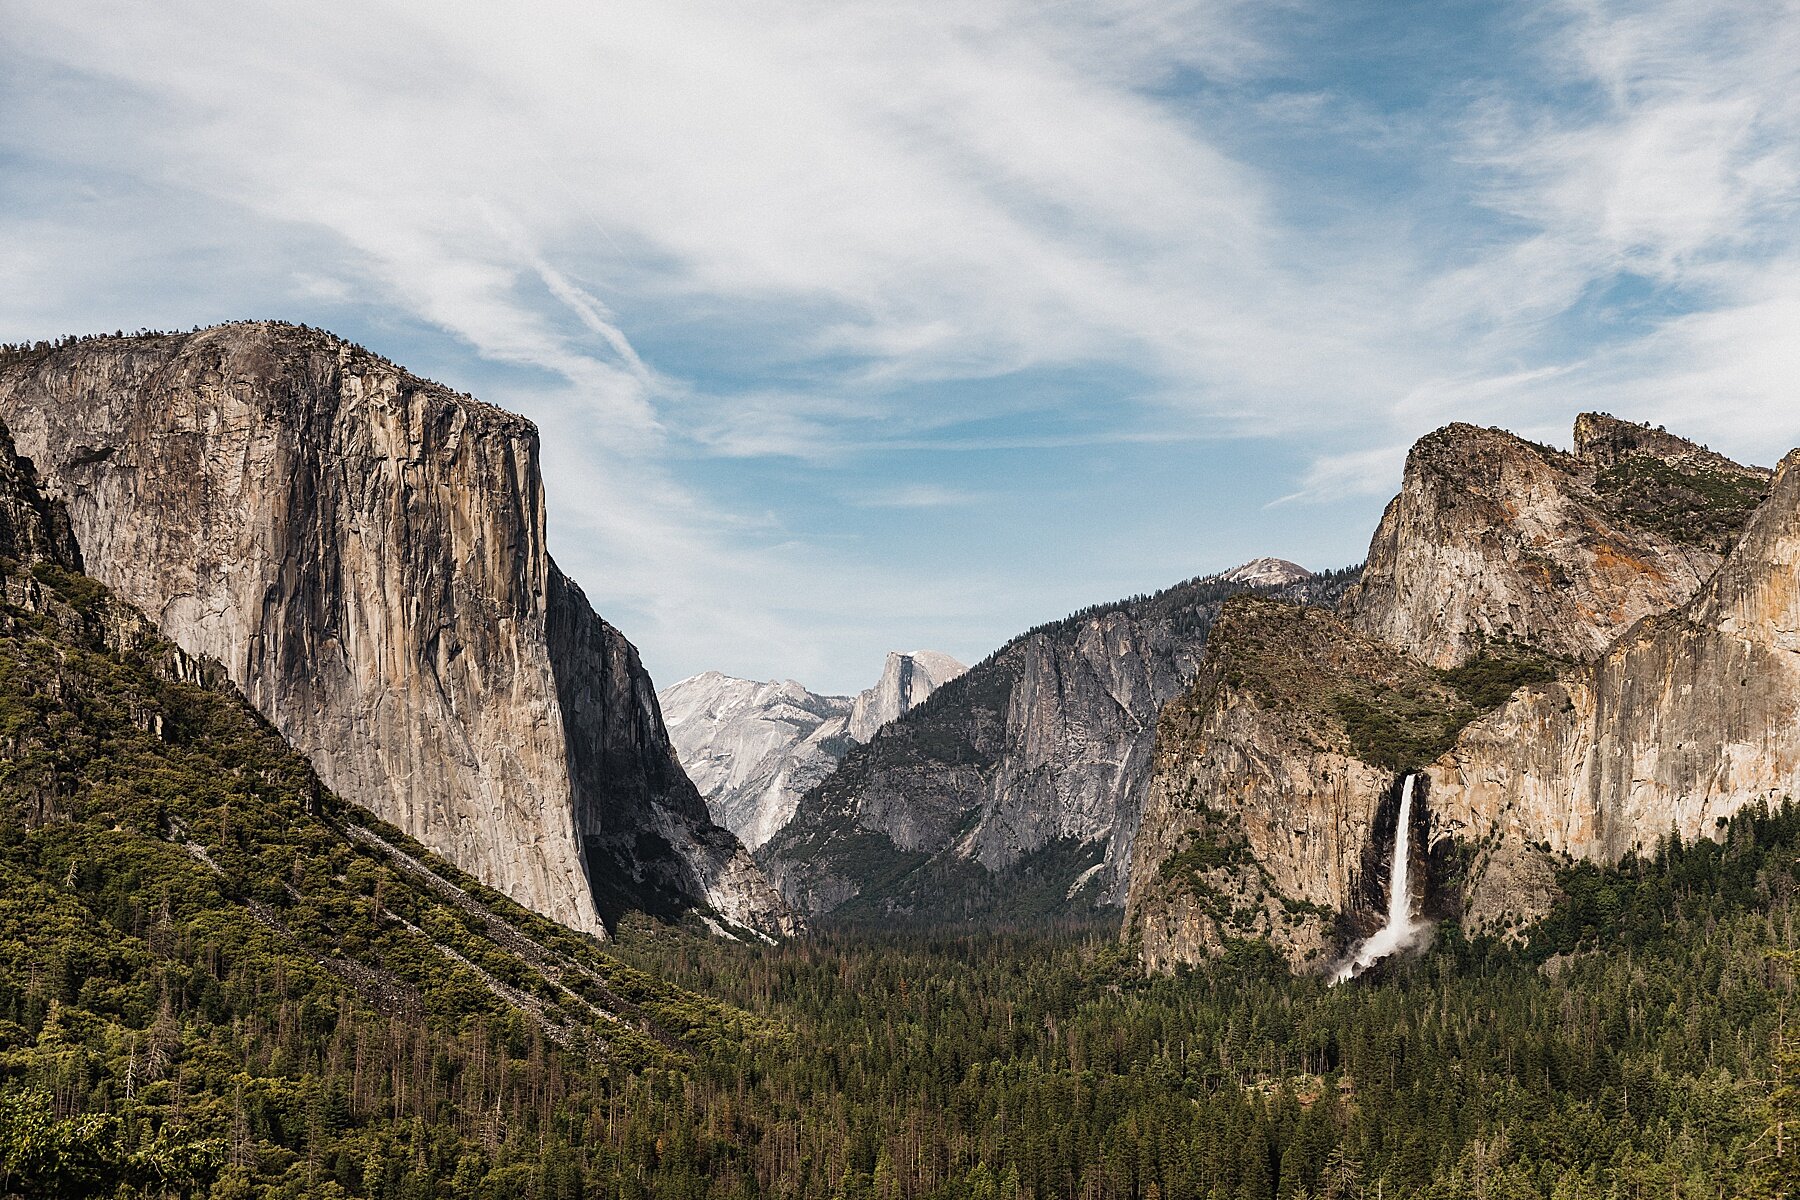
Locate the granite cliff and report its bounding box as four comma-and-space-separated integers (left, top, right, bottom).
761, 561, 1350, 922
661, 675, 856, 851
0, 323, 793, 939
1129, 415, 1777, 970
1428, 444, 1800, 930
660, 651, 965, 851
1340, 417, 1760, 667
848, 651, 966, 743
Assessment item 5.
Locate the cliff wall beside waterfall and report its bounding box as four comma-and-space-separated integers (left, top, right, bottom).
1129, 414, 1780, 970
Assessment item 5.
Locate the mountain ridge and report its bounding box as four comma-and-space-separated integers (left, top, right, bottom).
759, 560, 1356, 923
1128, 412, 1789, 971
661, 649, 965, 851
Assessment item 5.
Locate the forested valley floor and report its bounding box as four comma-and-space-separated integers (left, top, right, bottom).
1, 546, 1795, 1200
614, 807, 1800, 1200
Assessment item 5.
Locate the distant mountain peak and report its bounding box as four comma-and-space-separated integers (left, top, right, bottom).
1220, 557, 1313, 588
661, 650, 966, 850
849, 650, 968, 742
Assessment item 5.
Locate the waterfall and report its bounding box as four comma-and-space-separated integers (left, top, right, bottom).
1331, 773, 1424, 984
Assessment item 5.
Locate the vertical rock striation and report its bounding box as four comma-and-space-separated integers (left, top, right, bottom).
546, 568, 794, 932
1427, 447, 1800, 913
0, 420, 81, 572
0, 323, 792, 938
1124, 599, 1406, 971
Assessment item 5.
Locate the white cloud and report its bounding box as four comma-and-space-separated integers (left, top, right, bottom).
5, 0, 1800, 688
1412, 0, 1800, 457
855, 484, 989, 510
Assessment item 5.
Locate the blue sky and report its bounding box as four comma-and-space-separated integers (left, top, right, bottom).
5, 1, 1800, 693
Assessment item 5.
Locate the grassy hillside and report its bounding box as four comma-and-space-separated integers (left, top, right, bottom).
0, 559, 776, 1199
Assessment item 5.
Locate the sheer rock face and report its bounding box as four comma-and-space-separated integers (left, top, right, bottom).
0, 421, 80, 572
964, 611, 1208, 889
1341, 422, 1730, 668
761, 567, 1345, 921
1124, 600, 1397, 971
1426, 447, 1800, 883
544, 570, 795, 935
760, 607, 1193, 920
0, 324, 792, 939
1130, 416, 1787, 972
848, 651, 966, 743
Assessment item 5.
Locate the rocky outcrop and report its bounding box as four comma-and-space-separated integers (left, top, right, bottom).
1125, 600, 1394, 971
1340, 420, 1756, 668
661, 652, 965, 851
1125, 597, 1492, 970
761, 565, 1354, 922
1575, 412, 1773, 555
1130, 414, 1788, 972
0, 421, 80, 572
0, 323, 792, 939
545, 569, 795, 934
1220, 558, 1314, 588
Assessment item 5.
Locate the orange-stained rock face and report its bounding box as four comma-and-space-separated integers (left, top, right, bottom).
1429, 448, 1800, 882
1340, 422, 1732, 668
1131, 415, 1789, 973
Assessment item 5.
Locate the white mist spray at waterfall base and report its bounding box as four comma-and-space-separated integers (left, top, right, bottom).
1331, 774, 1426, 985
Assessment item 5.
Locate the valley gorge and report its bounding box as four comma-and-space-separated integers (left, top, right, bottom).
757, 559, 1352, 921
8, 323, 1781, 982
0, 323, 794, 940
0, 331, 1793, 1198
11, 5, 1800, 1189
660, 650, 967, 851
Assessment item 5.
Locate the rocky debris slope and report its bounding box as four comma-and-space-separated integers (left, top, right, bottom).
1130, 414, 1778, 970
661, 651, 965, 852
761, 564, 1357, 922
0, 323, 792, 939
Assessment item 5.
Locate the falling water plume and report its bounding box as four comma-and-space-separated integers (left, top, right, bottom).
1331, 774, 1425, 984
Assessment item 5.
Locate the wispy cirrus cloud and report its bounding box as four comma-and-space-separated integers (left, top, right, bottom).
3, 0, 1799, 690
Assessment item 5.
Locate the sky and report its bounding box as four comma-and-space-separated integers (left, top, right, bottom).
4, 0, 1800, 694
